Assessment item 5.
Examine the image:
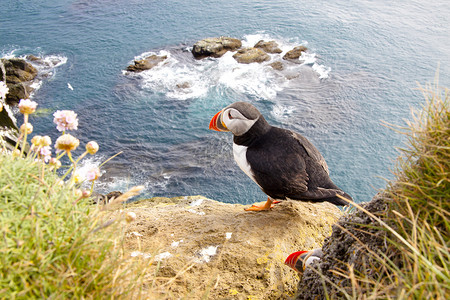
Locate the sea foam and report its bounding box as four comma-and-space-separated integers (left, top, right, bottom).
125, 34, 331, 101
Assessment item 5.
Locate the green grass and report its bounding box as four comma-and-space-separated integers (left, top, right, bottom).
383, 83, 449, 298
0, 154, 145, 299
343, 82, 450, 299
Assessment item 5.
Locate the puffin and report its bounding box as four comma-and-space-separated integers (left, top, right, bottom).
285, 249, 324, 273
209, 101, 352, 211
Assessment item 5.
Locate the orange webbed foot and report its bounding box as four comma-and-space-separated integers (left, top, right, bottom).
244, 198, 279, 211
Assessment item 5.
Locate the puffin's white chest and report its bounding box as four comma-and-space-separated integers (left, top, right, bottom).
233, 143, 258, 184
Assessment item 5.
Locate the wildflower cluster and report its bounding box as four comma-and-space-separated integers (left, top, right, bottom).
0, 84, 103, 199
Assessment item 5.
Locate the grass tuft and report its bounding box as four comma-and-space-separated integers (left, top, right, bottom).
0, 154, 147, 299
349, 82, 450, 298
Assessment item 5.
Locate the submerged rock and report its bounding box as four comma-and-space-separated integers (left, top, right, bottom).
192, 37, 242, 59
283, 46, 308, 61
126, 54, 167, 72
115, 196, 342, 299
232, 47, 270, 64
254, 40, 283, 54
270, 61, 284, 71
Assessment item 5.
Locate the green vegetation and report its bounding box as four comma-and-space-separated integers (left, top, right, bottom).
0, 87, 148, 299
384, 83, 449, 298
0, 154, 147, 299
345, 83, 449, 299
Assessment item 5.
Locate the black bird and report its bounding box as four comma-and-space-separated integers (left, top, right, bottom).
209, 101, 352, 211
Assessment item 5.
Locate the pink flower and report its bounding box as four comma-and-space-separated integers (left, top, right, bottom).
53, 110, 78, 132
39, 146, 52, 162
86, 167, 101, 181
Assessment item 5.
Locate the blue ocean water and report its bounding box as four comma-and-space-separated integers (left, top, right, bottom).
2, 0, 449, 204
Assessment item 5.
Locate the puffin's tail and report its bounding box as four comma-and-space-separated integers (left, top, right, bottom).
326, 192, 352, 206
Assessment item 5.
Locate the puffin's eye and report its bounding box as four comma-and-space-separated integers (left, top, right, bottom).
228, 111, 233, 119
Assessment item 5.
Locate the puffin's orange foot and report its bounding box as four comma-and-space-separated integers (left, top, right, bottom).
244, 198, 279, 211
244, 204, 274, 211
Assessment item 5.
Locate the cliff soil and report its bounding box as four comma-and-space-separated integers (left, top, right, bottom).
114, 196, 342, 299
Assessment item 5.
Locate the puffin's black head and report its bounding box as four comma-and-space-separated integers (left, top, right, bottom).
209, 102, 263, 136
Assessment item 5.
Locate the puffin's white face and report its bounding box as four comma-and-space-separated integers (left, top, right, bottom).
220, 107, 258, 136
209, 102, 262, 136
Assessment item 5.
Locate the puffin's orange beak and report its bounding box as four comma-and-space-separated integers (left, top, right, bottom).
209, 110, 229, 132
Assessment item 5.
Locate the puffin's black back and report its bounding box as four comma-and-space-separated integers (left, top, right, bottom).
237, 121, 350, 205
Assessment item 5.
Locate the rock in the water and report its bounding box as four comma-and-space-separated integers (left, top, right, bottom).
1, 58, 37, 105
270, 61, 284, 71
26, 55, 40, 62
0, 57, 38, 151
283, 46, 308, 60
3, 83, 33, 105
192, 37, 242, 59
254, 40, 282, 54
126, 55, 167, 72
232, 47, 270, 64
1, 58, 38, 84
92, 191, 124, 204
114, 196, 342, 299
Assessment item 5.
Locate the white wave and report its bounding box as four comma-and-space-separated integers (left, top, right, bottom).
216, 51, 283, 100
2, 49, 18, 59
128, 50, 211, 100
126, 33, 331, 101
312, 63, 331, 79
95, 175, 136, 194
270, 104, 296, 122
29, 54, 68, 82
75, 156, 105, 186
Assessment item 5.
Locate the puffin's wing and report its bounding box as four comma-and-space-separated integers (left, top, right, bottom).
245, 128, 309, 197
290, 131, 329, 174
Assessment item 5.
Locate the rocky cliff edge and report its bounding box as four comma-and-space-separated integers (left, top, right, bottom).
113, 196, 342, 299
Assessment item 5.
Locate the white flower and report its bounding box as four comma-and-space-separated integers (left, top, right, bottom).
49, 158, 62, 169
18, 99, 38, 114
85, 141, 99, 155
41, 136, 52, 147
125, 212, 137, 223
31, 135, 43, 146
55, 134, 80, 152
53, 110, 78, 131
20, 123, 33, 134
